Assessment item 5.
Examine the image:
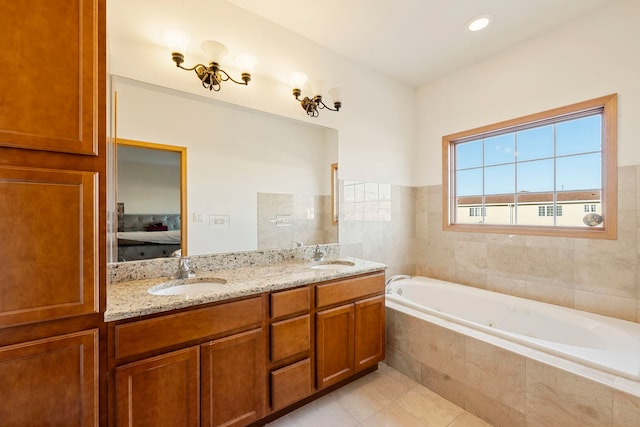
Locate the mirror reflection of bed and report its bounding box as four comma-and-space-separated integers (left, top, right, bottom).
116, 140, 186, 261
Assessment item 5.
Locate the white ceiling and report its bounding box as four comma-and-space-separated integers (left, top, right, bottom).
108, 0, 615, 87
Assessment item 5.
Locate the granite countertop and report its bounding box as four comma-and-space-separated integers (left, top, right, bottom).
105, 257, 387, 322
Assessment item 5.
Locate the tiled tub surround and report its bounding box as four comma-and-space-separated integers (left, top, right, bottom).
386, 300, 640, 426
106, 245, 386, 321
415, 165, 640, 323
387, 276, 640, 381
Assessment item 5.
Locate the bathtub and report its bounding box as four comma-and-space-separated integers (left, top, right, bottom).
385, 276, 640, 381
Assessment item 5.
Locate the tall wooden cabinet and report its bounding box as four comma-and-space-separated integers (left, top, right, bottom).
0, 1, 106, 425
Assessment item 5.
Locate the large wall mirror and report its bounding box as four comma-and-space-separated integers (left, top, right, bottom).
109, 77, 338, 262
116, 139, 187, 261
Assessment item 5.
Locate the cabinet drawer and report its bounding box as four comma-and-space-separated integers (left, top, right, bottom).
270, 286, 310, 319
115, 297, 263, 360
271, 358, 312, 411
315, 273, 385, 308
271, 315, 310, 363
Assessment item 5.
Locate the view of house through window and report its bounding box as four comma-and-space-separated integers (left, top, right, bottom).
443, 94, 617, 239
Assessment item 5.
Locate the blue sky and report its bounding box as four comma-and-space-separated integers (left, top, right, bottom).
455, 115, 602, 197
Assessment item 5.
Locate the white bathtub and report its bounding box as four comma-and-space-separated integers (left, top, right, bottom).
385, 276, 640, 381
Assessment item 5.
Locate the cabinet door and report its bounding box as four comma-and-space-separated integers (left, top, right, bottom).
0, 329, 98, 426
116, 347, 200, 427
0, 166, 99, 327
355, 295, 386, 371
316, 304, 355, 389
201, 328, 265, 427
0, 0, 102, 155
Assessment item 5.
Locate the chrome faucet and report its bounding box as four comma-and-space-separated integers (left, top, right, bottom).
385, 274, 411, 293
313, 244, 325, 262
177, 257, 190, 279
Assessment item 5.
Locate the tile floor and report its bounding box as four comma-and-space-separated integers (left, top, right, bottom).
266, 363, 491, 427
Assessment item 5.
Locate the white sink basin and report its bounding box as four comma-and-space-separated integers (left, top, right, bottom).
310, 260, 356, 270
148, 277, 228, 296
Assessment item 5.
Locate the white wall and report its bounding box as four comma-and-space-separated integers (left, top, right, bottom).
117, 161, 180, 213
108, 0, 416, 186
114, 77, 336, 255
415, 0, 640, 186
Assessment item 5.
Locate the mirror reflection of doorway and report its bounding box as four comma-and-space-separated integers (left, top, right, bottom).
116, 139, 187, 261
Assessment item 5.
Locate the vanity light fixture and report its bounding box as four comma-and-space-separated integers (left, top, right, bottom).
169, 37, 257, 92
290, 72, 342, 118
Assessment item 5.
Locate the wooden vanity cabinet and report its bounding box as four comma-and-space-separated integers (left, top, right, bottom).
269, 286, 313, 411
109, 271, 385, 426
315, 273, 385, 389
110, 296, 265, 427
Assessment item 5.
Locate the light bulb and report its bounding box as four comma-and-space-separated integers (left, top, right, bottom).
310, 80, 326, 97
236, 54, 257, 74
289, 71, 308, 91
328, 87, 343, 103
466, 14, 492, 32
164, 31, 190, 54
201, 40, 228, 64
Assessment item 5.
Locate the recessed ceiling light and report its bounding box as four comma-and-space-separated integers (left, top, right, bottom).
466, 14, 492, 32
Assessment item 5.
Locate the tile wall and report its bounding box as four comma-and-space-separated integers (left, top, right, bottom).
414, 165, 639, 323
338, 182, 417, 277
257, 193, 337, 250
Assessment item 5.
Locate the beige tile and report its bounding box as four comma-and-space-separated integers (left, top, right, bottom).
414, 322, 466, 380
333, 376, 393, 422
486, 243, 529, 276
427, 185, 443, 214
448, 411, 492, 427
464, 338, 526, 412
374, 362, 421, 398
333, 364, 419, 422
575, 290, 637, 321
524, 280, 575, 308
420, 363, 467, 409
396, 386, 464, 426
485, 271, 528, 298
613, 390, 640, 427
524, 246, 575, 283
359, 402, 425, 427
454, 240, 488, 288
267, 394, 358, 427
619, 165, 637, 212
464, 387, 525, 427
526, 359, 613, 427
574, 250, 636, 299
384, 348, 422, 384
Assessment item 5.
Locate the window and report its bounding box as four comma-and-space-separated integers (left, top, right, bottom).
443, 94, 617, 239
469, 207, 485, 217
539, 205, 563, 217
